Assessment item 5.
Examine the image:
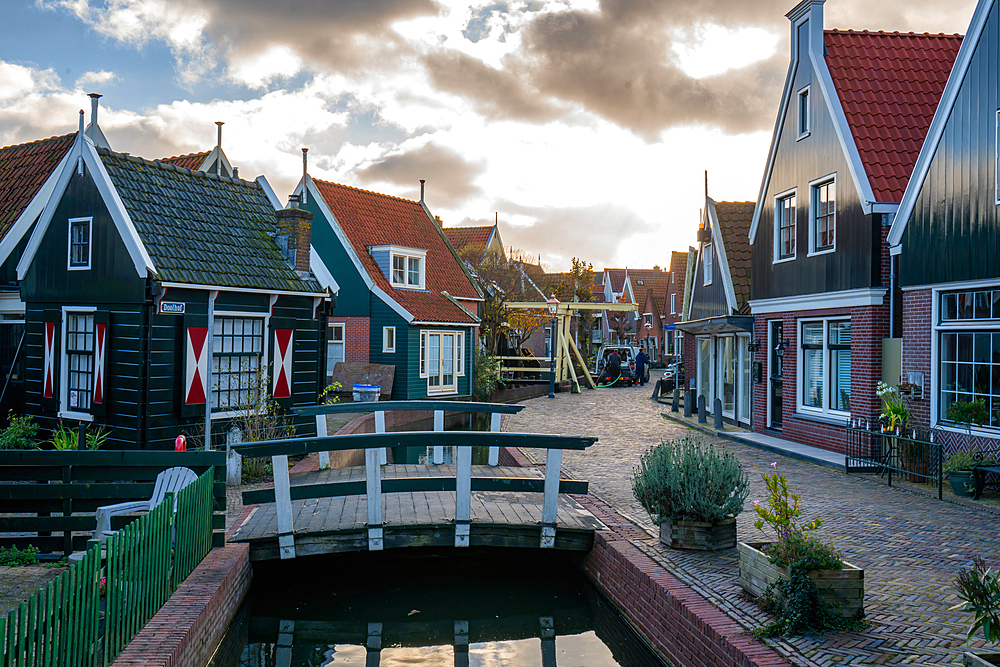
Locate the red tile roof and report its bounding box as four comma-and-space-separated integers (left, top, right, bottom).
714, 201, 755, 310
605, 268, 626, 293
638, 275, 671, 314
157, 151, 209, 171
825, 29, 963, 203
312, 179, 480, 324
0, 134, 74, 240
444, 225, 493, 256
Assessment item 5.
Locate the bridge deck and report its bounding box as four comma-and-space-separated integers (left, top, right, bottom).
231, 464, 604, 561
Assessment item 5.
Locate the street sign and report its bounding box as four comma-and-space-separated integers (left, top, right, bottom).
160, 301, 185, 315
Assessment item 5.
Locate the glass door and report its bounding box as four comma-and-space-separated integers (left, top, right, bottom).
769, 321, 783, 429
719, 336, 736, 418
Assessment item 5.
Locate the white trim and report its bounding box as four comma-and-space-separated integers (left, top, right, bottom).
904, 276, 1000, 293
711, 216, 738, 313
797, 85, 811, 139
256, 175, 283, 211
773, 187, 798, 263
309, 246, 340, 294
66, 216, 92, 271
383, 326, 396, 353
0, 292, 24, 315
299, 177, 375, 291
372, 284, 415, 323
749, 287, 887, 314
411, 320, 480, 328
157, 281, 325, 298
200, 146, 233, 179
808, 173, 837, 254
59, 305, 97, 421
210, 312, 269, 416
703, 243, 713, 286
419, 329, 464, 395
889, 0, 992, 251
750, 59, 797, 244
796, 316, 852, 419
385, 249, 426, 290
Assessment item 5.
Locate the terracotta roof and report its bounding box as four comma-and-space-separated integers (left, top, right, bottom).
605, 268, 626, 293
0, 134, 74, 239
101, 149, 322, 293
312, 179, 479, 324
825, 29, 963, 203
669, 251, 688, 277
157, 151, 210, 171
444, 225, 492, 256
714, 201, 754, 310
638, 275, 671, 314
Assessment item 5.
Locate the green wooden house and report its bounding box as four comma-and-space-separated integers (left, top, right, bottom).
296, 175, 481, 399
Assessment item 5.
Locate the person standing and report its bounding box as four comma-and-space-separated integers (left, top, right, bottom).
635, 348, 648, 386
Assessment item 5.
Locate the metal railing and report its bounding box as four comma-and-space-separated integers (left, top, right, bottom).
0, 468, 216, 666
845, 418, 944, 499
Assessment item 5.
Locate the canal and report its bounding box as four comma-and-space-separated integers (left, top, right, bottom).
210, 549, 669, 667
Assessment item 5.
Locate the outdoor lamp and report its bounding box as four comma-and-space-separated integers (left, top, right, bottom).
546, 295, 559, 315
546, 295, 559, 398
775, 338, 788, 378
748, 339, 761, 353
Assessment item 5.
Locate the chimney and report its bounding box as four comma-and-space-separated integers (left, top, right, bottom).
276, 195, 314, 275
786, 0, 825, 61
301, 148, 309, 205
215, 121, 224, 151
419, 179, 425, 204
88, 93, 102, 143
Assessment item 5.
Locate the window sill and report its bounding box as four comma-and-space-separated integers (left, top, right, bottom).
391, 283, 426, 291
772, 256, 797, 265
807, 248, 835, 258
793, 410, 848, 427
58, 410, 93, 422
796, 132, 811, 142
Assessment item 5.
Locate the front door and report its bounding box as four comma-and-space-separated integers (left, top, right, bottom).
769, 321, 783, 429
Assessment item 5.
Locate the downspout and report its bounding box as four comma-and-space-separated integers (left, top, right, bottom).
889, 254, 899, 339
204, 290, 218, 450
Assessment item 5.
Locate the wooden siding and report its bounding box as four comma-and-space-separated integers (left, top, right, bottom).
304, 198, 371, 315
899, 0, 1000, 286
750, 44, 877, 301
688, 243, 730, 320
368, 297, 408, 399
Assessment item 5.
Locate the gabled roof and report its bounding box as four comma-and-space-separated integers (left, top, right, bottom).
311, 179, 479, 325
637, 275, 670, 313
158, 151, 210, 171
0, 134, 74, 239
444, 225, 493, 256
825, 29, 963, 203
605, 268, 626, 293
669, 251, 688, 282
714, 201, 754, 310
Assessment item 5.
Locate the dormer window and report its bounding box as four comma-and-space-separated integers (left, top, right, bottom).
68, 217, 92, 270
371, 245, 427, 290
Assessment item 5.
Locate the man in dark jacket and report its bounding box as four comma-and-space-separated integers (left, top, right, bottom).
605, 349, 622, 382
635, 349, 649, 386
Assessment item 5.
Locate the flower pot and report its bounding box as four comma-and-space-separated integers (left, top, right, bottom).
950, 470, 975, 497
964, 650, 1000, 666
738, 542, 864, 619
660, 516, 736, 551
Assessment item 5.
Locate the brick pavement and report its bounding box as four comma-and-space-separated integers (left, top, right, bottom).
509, 375, 999, 666
0, 566, 64, 617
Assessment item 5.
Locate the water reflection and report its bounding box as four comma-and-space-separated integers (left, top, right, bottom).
217, 550, 665, 667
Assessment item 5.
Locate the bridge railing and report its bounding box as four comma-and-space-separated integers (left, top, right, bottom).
233, 401, 596, 558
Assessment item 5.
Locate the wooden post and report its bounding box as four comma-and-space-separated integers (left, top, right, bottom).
366, 622, 382, 667
540, 448, 561, 548
567, 334, 595, 389
488, 412, 501, 466
366, 445, 383, 550
560, 330, 579, 392
272, 454, 296, 559
455, 444, 472, 547
315, 415, 330, 469
454, 620, 470, 667
375, 411, 387, 465
433, 410, 444, 464
561, 314, 572, 383
540, 617, 556, 667
276, 619, 294, 667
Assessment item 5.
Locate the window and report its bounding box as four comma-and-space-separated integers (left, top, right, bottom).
383, 326, 395, 353
670, 293, 676, 314
643, 313, 652, 328
797, 86, 810, 138
703, 244, 713, 285
938, 288, 1000, 429
64, 311, 95, 414
68, 217, 91, 270
391, 252, 424, 289
327, 322, 344, 379
812, 178, 836, 252
212, 317, 264, 411
775, 192, 796, 260
799, 318, 850, 415
544, 326, 552, 357
419, 330, 465, 395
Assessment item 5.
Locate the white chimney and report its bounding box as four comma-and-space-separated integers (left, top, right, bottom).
786, 0, 825, 61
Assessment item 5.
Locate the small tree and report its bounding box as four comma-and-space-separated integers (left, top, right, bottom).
946, 398, 989, 450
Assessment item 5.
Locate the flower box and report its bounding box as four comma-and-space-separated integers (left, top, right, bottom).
738, 542, 864, 619
964, 651, 1000, 666
660, 516, 736, 551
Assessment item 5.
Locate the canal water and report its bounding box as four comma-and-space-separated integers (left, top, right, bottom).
210, 549, 667, 667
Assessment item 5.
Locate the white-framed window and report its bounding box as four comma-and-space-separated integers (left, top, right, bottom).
797, 86, 810, 139
810, 176, 836, 253
419, 330, 465, 395
60, 306, 96, 419
798, 317, 851, 416
703, 244, 713, 285
937, 287, 1000, 430
774, 190, 797, 261
68, 217, 92, 270
327, 322, 344, 379
391, 252, 424, 289
643, 313, 652, 328
544, 326, 552, 357
212, 316, 264, 413
670, 293, 676, 314
383, 326, 396, 353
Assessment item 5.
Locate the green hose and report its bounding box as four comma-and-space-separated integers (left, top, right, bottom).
596, 372, 622, 389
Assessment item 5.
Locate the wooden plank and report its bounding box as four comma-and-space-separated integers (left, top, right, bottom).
488, 413, 501, 466
294, 401, 525, 417
0, 451, 225, 467
272, 454, 296, 560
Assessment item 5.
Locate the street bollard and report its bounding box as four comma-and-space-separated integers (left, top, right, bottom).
714, 397, 724, 430
77, 423, 87, 450
671, 387, 679, 412
697, 394, 707, 423
650, 379, 662, 400
684, 390, 692, 417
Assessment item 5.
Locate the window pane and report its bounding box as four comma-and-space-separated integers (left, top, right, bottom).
408, 257, 420, 286
976, 291, 992, 319
958, 334, 974, 362
959, 292, 975, 319
392, 255, 405, 284
697, 338, 710, 401
803, 348, 823, 408
802, 322, 823, 345
832, 349, 850, 411
942, 294, 957, 320
829, 321, 850, 345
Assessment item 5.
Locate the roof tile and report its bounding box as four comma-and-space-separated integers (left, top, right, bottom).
0, 134, 74, 239
713, 201, 754, 311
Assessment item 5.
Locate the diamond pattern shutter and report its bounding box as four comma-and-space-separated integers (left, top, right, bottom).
273, 328, 293, 399
184, 323, 209, 408
41, 310, 59, 410
91, 311, 109, 416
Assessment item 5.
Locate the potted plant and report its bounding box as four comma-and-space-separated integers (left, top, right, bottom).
631, 436, 750, 550
945, 450, 995, 498
739, 464, 865, 636
878, 381, 911, 431
948, 398, 990, 449
952, 556, 1000, 665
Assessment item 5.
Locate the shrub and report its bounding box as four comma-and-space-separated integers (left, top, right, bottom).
0, 545, 39, 566
473, 347, 505, 401
944, 449, 994, 474
631, 436, 749, 524
952, 556, 1000, 643
761, 529, 843, 570
0, 413, 38, 450
49, 423, 78, 450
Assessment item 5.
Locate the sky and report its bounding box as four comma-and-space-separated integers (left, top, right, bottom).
0, 0, 978, 273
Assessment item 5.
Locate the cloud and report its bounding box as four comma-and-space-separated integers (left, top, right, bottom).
75, 70, 118, 88
356, 142, 485, 207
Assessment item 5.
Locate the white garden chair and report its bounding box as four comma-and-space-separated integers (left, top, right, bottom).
92, 466, 199, 542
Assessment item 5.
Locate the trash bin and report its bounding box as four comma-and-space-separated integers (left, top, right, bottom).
352, 384, 380, 402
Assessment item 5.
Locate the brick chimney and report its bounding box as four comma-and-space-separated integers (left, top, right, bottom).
276, 195, 313, 275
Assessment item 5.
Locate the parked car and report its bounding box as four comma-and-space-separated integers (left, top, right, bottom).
595, 344, 645, 385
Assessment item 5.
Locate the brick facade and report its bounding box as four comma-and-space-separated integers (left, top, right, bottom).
901, 289, 932, 431
329, 315, 370, 363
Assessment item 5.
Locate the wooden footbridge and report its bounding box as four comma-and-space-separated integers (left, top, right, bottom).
229, 402, 603, 561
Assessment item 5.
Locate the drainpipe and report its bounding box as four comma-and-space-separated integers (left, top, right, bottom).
889, 254, 898, 339
301, 148, 309, 205
204, 290, 218, 450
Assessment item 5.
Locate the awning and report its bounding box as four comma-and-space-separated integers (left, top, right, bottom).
675, 315, 754, 335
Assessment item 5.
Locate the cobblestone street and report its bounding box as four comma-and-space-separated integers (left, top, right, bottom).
509, 375, 1000, 666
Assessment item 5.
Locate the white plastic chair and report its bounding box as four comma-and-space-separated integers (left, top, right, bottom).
92, 466, 199, 541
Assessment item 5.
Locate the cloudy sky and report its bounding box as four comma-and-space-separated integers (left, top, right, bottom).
0, 0, 977, 272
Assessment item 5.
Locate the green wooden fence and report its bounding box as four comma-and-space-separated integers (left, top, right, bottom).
0, 469, 216, 667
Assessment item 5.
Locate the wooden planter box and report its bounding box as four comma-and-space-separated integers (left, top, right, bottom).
660, 516, 736, 551
738, 542, 864, 619
965, 651, 1000, 666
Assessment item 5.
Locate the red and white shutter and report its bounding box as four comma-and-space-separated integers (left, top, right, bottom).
272, 328, 293, 399
91, 311, 109, 414
42, 321, 56, 400
185, 326, 209, 405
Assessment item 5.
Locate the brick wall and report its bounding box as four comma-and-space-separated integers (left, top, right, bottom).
110, 542, 251, 667
901, 289, 932, 431
329, 316, 370, 363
